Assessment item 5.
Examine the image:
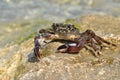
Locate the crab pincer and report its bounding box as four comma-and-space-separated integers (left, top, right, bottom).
57, 43, 84, 54
34, 35, 42, 59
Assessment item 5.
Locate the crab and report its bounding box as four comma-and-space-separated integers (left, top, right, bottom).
34, 23, 117, 59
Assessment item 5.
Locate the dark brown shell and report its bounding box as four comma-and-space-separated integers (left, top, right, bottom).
51, 23, 80, 34
50, 23, 80, 39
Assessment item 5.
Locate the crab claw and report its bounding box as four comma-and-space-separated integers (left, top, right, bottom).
34, 35, 42, 59
57, 43, 83, 54
34, 45, 41, 59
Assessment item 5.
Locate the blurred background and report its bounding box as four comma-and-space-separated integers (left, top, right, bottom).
0, 0, 120, 47
0, 0, 120, 22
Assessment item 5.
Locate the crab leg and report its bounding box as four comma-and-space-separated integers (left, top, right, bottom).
94, 35, 117, 47
84, 29, 117, 47
88, 38, 102, 57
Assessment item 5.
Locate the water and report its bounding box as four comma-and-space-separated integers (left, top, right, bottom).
0, 0, 120, 22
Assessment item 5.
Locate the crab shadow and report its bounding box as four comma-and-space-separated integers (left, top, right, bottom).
27, 52, 39, 63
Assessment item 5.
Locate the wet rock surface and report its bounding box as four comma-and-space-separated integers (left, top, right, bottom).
0, 15, 120, 80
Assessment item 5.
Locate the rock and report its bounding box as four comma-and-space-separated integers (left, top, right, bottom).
20, 15, 120, 80
0, 15, 120, 80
